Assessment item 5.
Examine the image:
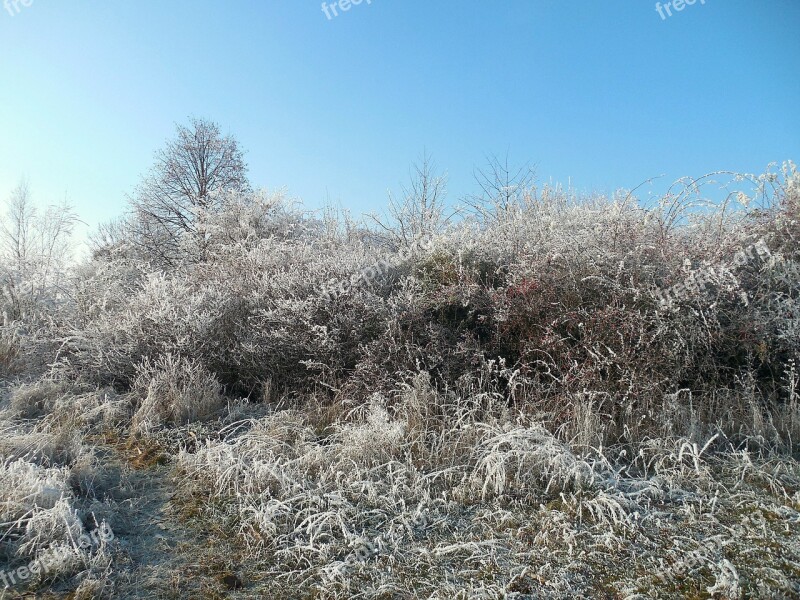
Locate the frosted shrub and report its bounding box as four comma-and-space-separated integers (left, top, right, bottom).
50, 165, 799, 451
63, 208, 396, 398
194, 188, 311, 247
131, 353, 225, 431
201, 234, 395, 394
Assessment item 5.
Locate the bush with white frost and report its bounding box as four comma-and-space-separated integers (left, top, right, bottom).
132, 353, 225, 430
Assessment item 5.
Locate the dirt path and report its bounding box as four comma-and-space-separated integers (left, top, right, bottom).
99, 442, 243, 599
112, 463, 191, 598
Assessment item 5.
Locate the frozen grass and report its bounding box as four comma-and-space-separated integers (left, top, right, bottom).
0, 441, 117, 596
0, 383, 127, 597
174, 388, 800, 598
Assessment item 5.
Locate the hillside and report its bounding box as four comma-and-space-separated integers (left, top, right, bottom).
1, 162, 799, 599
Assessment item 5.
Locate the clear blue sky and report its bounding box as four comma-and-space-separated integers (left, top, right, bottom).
1, 0, 798, 234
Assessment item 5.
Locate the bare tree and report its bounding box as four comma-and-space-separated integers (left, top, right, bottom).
0, 179, 77, 320
369, 152, 451, 248
0, 179, 33, 270
129, 117, 250, 265
465, 153, 537, 222
88, 216, 133, 260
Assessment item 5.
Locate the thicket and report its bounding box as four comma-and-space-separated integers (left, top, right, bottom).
2, 159, 798, 450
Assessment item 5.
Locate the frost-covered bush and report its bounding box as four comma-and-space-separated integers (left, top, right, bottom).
131, 353, 225, 431
43, 163, 799, 448
0, 322, 22, 378
61, 194, 397, 398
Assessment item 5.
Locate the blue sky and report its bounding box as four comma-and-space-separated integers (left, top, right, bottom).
1, 0, 798, 236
